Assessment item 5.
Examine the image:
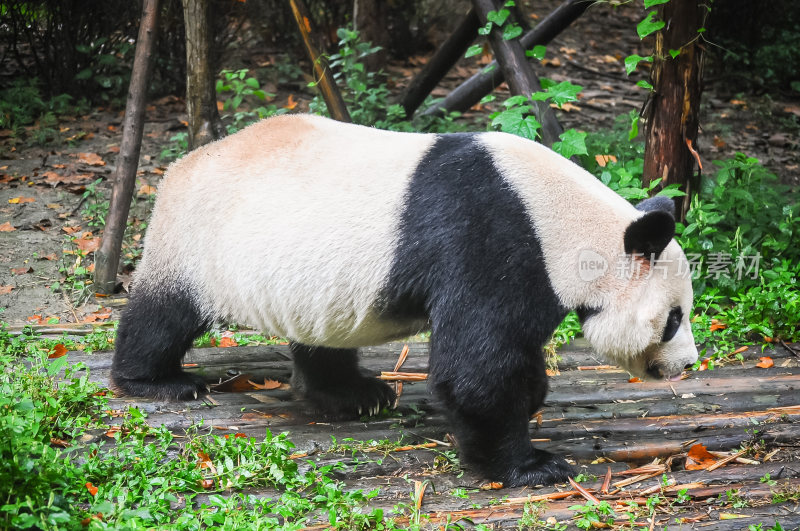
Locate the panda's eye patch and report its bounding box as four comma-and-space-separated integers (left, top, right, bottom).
662, 306, 683, 342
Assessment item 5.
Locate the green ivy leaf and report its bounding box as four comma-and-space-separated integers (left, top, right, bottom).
669, 48, 681, 59
552, 129, 588, 159
526, 45, 547, 60
624, 54, 652, 75
503, 24, 523, 40
530, 80, 582, 107
644, 0, 670, 7
465, 44, 483, 58
636, 79, 654, 90
637, 11, 665, 39
478, 22, 492, 36
486, 8, 510, 27
491, 108, 541, 141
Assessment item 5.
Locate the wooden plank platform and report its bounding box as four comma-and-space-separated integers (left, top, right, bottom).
68, 340, 800, 528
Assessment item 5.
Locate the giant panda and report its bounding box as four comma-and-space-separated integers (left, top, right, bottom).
111, 114, 698, 486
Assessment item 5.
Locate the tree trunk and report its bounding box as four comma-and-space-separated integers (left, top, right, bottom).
422, 0, 592, 119
289, 0, 352, 122
353, 0, 388, 71
642, 0, 704, 222
182, 0, 224, 150
94, 0, 160, 294
471, 0, 564, 146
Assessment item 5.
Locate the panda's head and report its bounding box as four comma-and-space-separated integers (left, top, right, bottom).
577, 196, 698, 381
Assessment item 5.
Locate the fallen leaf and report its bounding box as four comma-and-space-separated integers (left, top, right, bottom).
224, 433, 248, 439
50, 437, 70, 447
48, 344, 68, 359
11, 266, 32, 275
697, 358, 710, 371
0, 285, 13, 295
83, 307, 112, 323
480, 482, 504, 490
40, 253, 57, 261
137, 184, 157, 196
218, 336, 238, 348
63, 225, 82, 234
595, 154, 618, 167
285, 94, 298, 110
0, 222, 15, 232
85, 482, 99, 496
78, 152, 105, 166
8, 197, 35, 204
628, 377, 643, 383
75, 237, 99, 253
213, 373, 257, 392
709, 319, 727, 331
200, 479, 215, 489
756, 356, 774, 369
686, 443, 717, 470
248, 378, 283, 390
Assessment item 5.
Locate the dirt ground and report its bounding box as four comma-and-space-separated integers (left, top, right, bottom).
1, 0, 798, 326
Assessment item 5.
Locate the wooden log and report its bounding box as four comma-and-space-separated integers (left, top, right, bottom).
182, 0, 225, 150
94, 0, 160, 294
400, 9, 480, 118
423, 0, 592, 119
471, 0, 563, 146
642, 0, 705, 221
287, 0, 351, 123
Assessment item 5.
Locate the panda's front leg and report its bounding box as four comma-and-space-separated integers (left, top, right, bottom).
290, 342, 396, 419
430, 337, 573, 487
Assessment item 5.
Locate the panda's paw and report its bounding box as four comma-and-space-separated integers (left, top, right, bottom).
111, 371, 209, 401
303, 376, 396, 420
501, 450, 574, 487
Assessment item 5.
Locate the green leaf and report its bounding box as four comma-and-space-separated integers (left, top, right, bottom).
629, 112, 639, 141
669, 48, 681, 59
624, 54, 651, 75
636, 79, 654, 90
478, 22, 492, 36
644, 0, 669, 7
526, 45, 547, 60
486, 8, 510, 27
479, 94, 497, 104
552, 129, 588, 159
465, 43, 483, 58
637, 11, 665, 39
492, 108, 541, 140
503, 24, 523, 40
245, 77, 259, 89
530, 80, 582, 106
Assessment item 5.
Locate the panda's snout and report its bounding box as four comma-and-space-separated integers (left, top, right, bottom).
645, 361, 686, 381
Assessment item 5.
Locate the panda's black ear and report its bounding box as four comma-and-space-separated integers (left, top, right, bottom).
624, 210, 675, 258
635, 196, 676, 217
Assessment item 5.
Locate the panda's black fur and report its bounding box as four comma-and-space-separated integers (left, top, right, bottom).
380, 134, 571, 483
112, 115, 696, 487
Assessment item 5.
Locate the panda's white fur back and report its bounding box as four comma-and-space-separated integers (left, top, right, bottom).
140, 115, 434, 346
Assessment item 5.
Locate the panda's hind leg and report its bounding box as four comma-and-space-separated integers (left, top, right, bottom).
111, 282, 210, 401
290, 343, 396, 419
